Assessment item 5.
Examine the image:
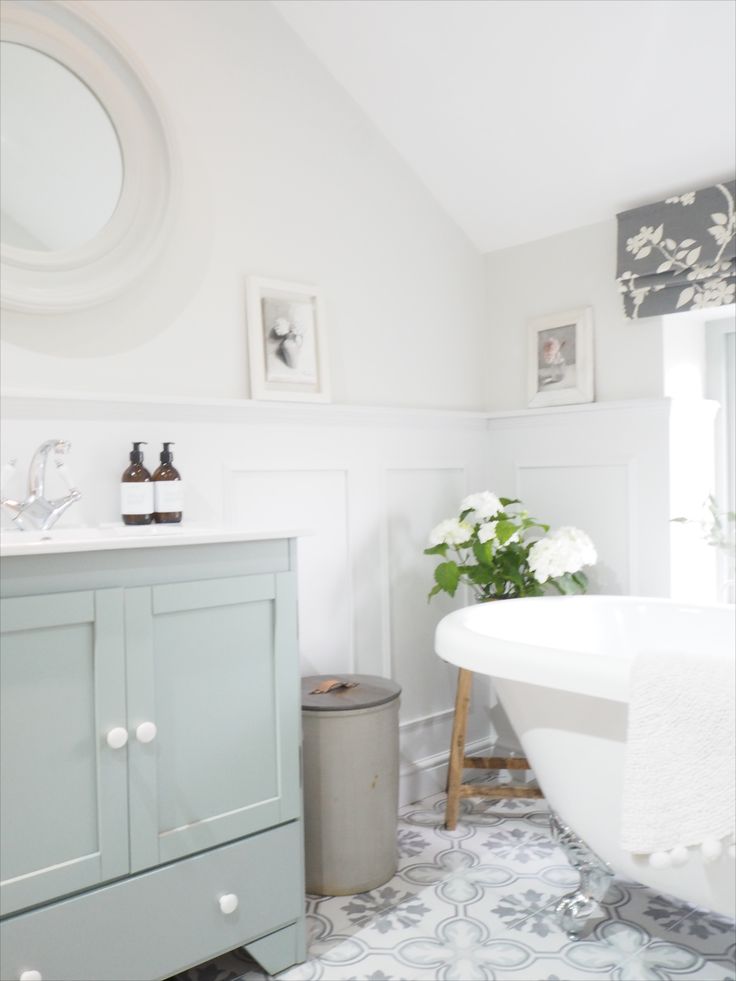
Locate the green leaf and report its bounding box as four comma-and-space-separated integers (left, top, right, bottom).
571, 571, 589, 592
434, 561, 460, 596
520, 517, 536, 528
499, 497, 520, 506
493, 567, 520, 591
522, 519, 549, 533
495, 519, 518, 545
472, 540, 494, 566
427, 583, 443, 602
424, 544, 449, 556
462, 565, 494, 584
498, 547, 523, 572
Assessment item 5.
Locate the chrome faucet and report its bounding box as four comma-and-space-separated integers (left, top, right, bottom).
1, 440, 82, 531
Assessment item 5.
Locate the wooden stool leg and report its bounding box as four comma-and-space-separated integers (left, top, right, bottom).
445, 667, 472, 830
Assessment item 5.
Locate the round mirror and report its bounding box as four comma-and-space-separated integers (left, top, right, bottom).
1, 0, 173, 313
0, 41, 123, 253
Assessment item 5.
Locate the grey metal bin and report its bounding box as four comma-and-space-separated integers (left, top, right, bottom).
301, 674, 402, 896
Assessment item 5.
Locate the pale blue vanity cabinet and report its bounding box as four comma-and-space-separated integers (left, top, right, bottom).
0, 534, 306, 981
1, 588, 129, 916
125, 572, 300, 872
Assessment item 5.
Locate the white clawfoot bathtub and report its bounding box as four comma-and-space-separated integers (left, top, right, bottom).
435, 595, 735, 920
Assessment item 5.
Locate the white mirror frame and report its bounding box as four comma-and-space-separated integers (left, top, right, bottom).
0, 0, 175, 313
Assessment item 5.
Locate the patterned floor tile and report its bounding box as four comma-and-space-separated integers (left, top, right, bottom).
672, 908, 736, 958
561, 920, 709, 979
326, 879, 446, 946
168, 787, 736, 981
478, 821, 565, 871
681, 951, 736, 980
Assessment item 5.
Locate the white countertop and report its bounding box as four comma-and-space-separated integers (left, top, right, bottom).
0, 524, 305, 557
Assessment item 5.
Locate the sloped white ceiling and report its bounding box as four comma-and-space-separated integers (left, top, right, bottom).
272, 0, 736, 252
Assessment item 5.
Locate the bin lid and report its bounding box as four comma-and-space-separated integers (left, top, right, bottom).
301, 673, 401, 712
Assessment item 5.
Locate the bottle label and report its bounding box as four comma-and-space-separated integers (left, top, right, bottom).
121, 482, 154, 516
155, 480, 184, 513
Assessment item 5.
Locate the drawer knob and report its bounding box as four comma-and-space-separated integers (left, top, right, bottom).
136, 721, 157, 744
106, 727, 128, 750
19, 971, 43, 981
218, 892, 239, 915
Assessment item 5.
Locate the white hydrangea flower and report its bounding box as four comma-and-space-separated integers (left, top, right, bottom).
460, 491, 502, 522
528, 526, 597, 583
477, 522, 497, 544
427, 518, 473, 548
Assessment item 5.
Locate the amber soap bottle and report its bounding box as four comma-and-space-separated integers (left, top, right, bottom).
152, 442, 183, 524
121, 442, 154, 525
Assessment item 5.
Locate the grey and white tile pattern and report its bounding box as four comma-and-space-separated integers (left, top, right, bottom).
170, 786, 736, 981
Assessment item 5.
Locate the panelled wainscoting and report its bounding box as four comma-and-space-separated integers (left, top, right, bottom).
0, 392, 714, 800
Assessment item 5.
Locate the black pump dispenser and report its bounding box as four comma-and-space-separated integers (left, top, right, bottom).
121, 442, 153, 525
152, 442, 182, 523
130, 441, 147, 463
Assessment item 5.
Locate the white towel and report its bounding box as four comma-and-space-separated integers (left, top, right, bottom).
621, 648, 735, 858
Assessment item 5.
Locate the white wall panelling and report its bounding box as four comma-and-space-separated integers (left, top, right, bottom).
385, 467, 496, 800
385, 466, 466, 705
3, 392, 715, 799
486, 398, 719, 601
0, 392, 491, 805
516, 462, 633, 594
485, 401, 673, 597
226, 467, 353, 678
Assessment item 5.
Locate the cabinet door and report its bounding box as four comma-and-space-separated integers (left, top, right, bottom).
0, 590, 129, 916
125, 572, 300, 871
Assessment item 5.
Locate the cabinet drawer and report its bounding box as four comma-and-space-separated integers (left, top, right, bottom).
0, 822, 303, 981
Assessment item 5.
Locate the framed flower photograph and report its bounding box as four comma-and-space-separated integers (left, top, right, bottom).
246, 276, 330, 402
527, 306, 594, 408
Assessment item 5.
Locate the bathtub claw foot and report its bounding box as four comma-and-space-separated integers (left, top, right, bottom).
550, 810, 614, 939
556, 892, 600, 939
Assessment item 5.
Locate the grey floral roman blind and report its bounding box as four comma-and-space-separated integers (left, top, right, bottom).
616, 180, 735, 319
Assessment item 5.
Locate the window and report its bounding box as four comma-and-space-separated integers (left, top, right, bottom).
706, 311, 736, 602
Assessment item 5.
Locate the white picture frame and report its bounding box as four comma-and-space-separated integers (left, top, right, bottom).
246, 277, 330, 402
527, 306, 594, 408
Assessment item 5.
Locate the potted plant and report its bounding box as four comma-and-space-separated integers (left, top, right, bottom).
426, 491, 598, 830
425, 490, 596, 602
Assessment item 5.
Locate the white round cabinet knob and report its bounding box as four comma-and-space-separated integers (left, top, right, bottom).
218, 893, 239, 915
19, 970, 43, 981
106, 727, 128, 750
136, 721, 157, 744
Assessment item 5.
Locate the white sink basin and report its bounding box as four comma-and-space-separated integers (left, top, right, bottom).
0, 524, 305, 556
